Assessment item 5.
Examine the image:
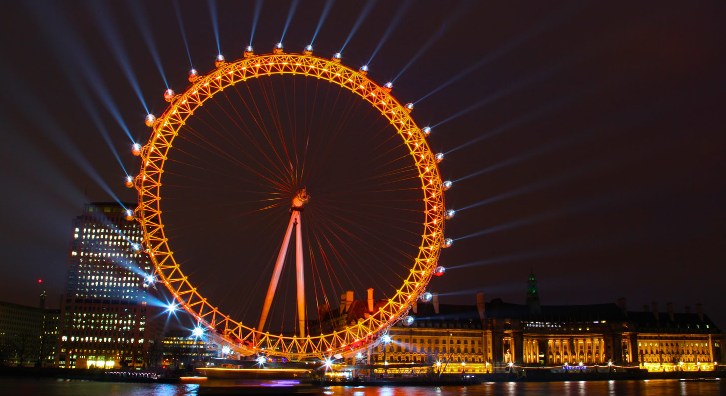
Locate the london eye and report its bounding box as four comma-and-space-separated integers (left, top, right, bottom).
129, 45, 452, 360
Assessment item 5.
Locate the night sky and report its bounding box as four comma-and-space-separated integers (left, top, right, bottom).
1, 1, 724, 330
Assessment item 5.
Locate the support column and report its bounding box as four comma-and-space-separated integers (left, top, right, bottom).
257, 213, 297, 333
295, 212, 306, 338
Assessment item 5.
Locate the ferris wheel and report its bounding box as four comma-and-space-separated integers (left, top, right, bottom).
128, 44, 454, 360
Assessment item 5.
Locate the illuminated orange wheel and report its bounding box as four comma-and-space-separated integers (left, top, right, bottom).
132, 49, 447, 360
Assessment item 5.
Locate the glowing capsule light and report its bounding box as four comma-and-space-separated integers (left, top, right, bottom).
382, 334, 392, 344
360, 65, 369, 72
246, 45, 254, 52
384, 82, 393, 89
304, 44, 313, 55
188, 68, 199, 82
274, 42, 284, 54
124, 209, 134, 221
131, 143, 142, 156
421, 291, 433, 302
434, 266, 446, 277
442, 238, 453, 248
445, 209, 456, 220
145, 274, 155, 284
256, 355, 266, 365
403, 315, 415, 326
244, 46, 254, 58
405, 103, 414, 112
333, 52, 342, 60
422, 126, 431, 135
435, 152, 445, 163
166, 303, 178, 313
125, 175, 134, 188
131, 242, 141, 252
163, 88, 175, 102
215, 54, 225, 67
222, 346, 231, 355
442, 180, 453, 191
144, 114, 156, 127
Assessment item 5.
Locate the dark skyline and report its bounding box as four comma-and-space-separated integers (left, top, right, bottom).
0, 1, 724, 329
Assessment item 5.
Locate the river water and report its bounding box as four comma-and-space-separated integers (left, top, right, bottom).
0, 378, 722, 395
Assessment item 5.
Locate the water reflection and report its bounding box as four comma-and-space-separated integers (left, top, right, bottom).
0, 378, 721, 395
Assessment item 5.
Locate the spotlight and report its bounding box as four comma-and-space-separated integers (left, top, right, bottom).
442, 180, 453, 191
435, 153, 444, 163
445, 209, 456, 219
422, 126, 431, 135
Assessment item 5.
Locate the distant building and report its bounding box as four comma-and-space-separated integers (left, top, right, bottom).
159, 330, 218, 369
0, 296, 58, 367
56, 202, 161, 369
348, 275, 723, 374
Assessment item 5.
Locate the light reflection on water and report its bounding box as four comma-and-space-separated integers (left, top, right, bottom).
0, 378, 721, 396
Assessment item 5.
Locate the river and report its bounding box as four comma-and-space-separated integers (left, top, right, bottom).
0, 378, 722, 395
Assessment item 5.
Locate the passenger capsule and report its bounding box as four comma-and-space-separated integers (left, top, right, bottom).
244, 46, 254, 58
144, 114, 156, 127
442, 180, 453, 191
442, 238, 453, 248
131, 143, 142, 156
384, 82, 393, 89
405, 103, 414, 112
304, 45, 313, 55
164, 88, 175, 102
360, 65, 369, 74
215, 54, 226, 67
403, 315, 415, 326
273, 42, 284, 54
333, 52, 342, 61
125, 175, 134, 188
420, 292, 433, 302
124, 209, 134, 221
422, 126, 431, 135
188, 68, 199, 82
435, 153, 444, 163
445, 209, 456, 220
434, 266, 446, 277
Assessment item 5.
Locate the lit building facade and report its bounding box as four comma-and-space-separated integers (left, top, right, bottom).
367, 275, 722, 374
57, 202, 160, 369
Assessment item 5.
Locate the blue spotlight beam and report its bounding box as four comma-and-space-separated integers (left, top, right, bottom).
4, 73, 123, 206
208, 0, 221, 55
444, 78, 576, 155
249, 0, 263, 45
339, 0, 378, 53
279, 0, 300, 44
414, 3, 584, 104
129, 1, 170, 88
366, 0, 412, 66
310, 0, 335, 45
173, 0, 194, 68
391, 2, 471, 83
31, 5, 135, 144
87, 2, 149, 115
